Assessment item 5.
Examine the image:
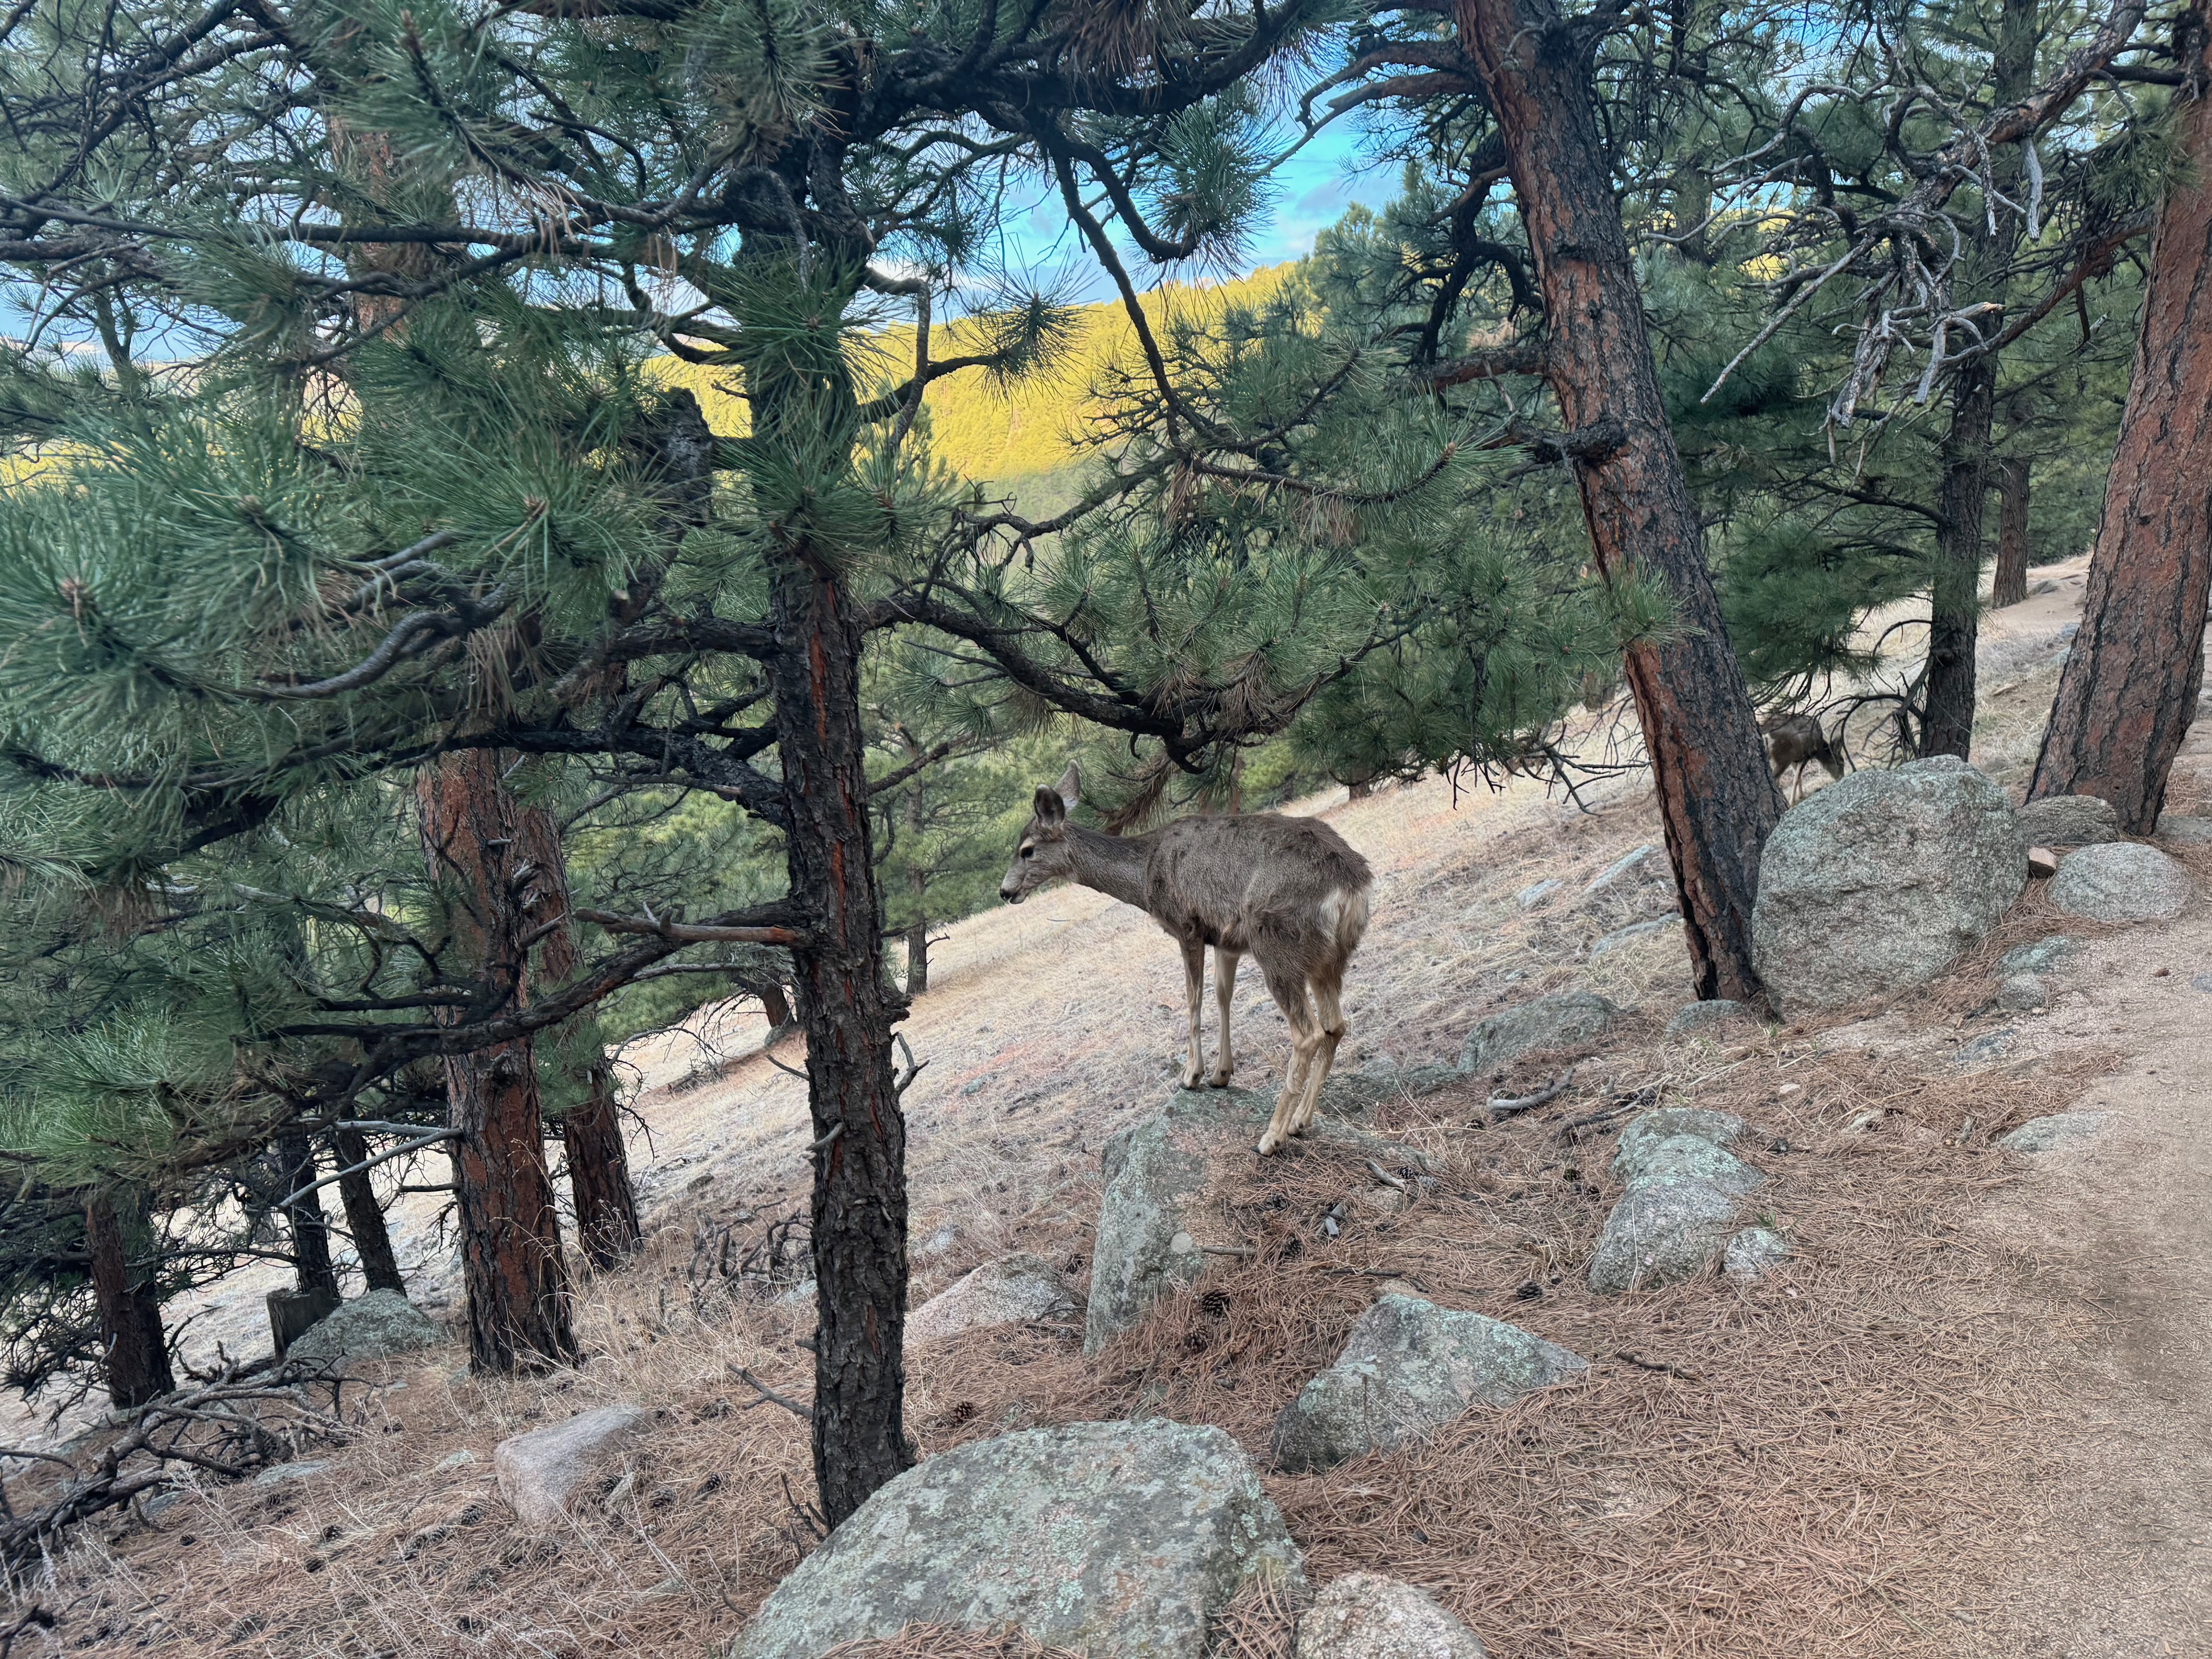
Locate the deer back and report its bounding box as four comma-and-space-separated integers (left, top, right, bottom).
1140, 813, 1372, 953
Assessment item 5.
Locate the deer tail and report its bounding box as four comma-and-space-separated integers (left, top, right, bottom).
1320, 883, 1371, 961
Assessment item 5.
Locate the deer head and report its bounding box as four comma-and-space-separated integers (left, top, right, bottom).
999, 764, 1082, 903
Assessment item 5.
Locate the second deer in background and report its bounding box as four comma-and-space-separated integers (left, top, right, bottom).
1764, 713, 1847, 804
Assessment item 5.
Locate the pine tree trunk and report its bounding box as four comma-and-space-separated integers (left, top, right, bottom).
1922, 355, 1997, 759
2031, 54, 2212, 831
330, 1118, 406, 1294
85, 1187, 172, 1407
1917, 0, 2037, 758
417, 752, 579, 1372
1992, 457, 2032, 608
275, 1127, 341, 1299
761, 982, 793, 1035
1456, 0, 1781, 1001
768, 556, 914, 1527
514, 805, 641, 1270
903, 921, 929, 998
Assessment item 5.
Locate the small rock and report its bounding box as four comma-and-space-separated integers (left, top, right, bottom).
433, 1449, 477, 1472
2155, 814, 2212, 845
1996, 973, 2048, 1012
1611, 1109, 1748, 1187
1997, 935, 2078, 977
1591, 919, 1672, 958
1294, 1573, 1488, 1659
2016, 795, 2121, 846
1750, 757, 2026, 1017
1578, 845, 1674, 922
1997, 1111, 2109, 1153
1516, 878, 1562, 908
2029, 579, 2059, 596
2027, 847, 2060, 879
1662, 999, 1754, 1041
1353, 1186, 1409, 1218
2049, 842, 2193, 923
1458, 993, 1621, 1077
494, 1404, 650, 1528
1843, 1107, 1889, 1135
917, 1224, 961, 1259
1954, 1029, 2018, 1071
908, 1254, 1080, 1344
1587, 1180, 1738, 1293
253, 1460, 328, 1489
732, 1421, 1302, 1659
1272, 1296, 1586, 1472
2057, 621, 2080, 639
285, 1290, 443, 1366
1621, 1135, 1765, 1197
2191, 974, 2212, 994
1723, 1228, 1790, 1283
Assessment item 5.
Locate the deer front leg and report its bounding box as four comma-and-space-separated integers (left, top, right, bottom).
1256, 967, 1317, 1156
1209, 948, 1240, 1087
1179, 937, 1207, 1091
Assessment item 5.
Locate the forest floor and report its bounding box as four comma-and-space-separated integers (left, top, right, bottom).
17, 553, 2212, 1658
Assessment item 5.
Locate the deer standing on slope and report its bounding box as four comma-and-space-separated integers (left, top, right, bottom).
998, 766, 1371, 1156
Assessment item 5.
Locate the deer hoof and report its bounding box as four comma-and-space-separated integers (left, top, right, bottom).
1207, 1070, 1233, 1088
1254, 1131, 1284, 1156
1179, 1067, 1204, 1091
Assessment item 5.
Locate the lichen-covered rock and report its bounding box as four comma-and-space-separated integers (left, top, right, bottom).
1998, 1111, 2109, 1153
1997, 935, 2077, 977
285, 1289, 443, 1365
1088, 1092, 1252, 1354
1662, 999, 1755, 1042
494, 1404, 650, 1528
1723, 1228, 1790, 1283
1319, 1064, 1463, 1117
2048, 842, 2192, 924
1294, 1574, 1488, 1659
732, 1421, 1302, 1659
908, 1254, 1079, 1345
1954, 1028, 2018, 1071
1611, 1109, 1748, 1186
1458, 993, 1620, 1078
1996, 973, 2049, 1012
1516, 878, 1562, 909
1271, 1296, 1585, 1472
1587, 1181, 1738, 1293
2156, 814, 2212, 845
1621, 1134, 1765, 1197
2016, 794, 2121, 846
1750, 757, 2026, 1017
1591, 919, 1671, 958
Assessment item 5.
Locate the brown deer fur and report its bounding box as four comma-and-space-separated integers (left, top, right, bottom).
1763, 713, 1845, 804
1000, 766, 1372, 1155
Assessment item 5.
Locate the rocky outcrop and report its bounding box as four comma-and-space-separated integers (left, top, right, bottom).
908, 1254, 1079, 1344
1997, 935, 2077, 977
1577, 844, 1675, 924
1087, 1091, 1252, 1355
1458, 993, 1620, 1079
1611, 1109, 1748, 1187
1723, 1228, 1789, 1283
285, 1289, 443, 1365
2047, 843, 2192, 924
733, 1421, 1302, 1659
2016, 795, 2121, 846
1294, 1575, 1488, 1659
1998, 1111, 2109, 1153
1590, 1110, 1760, 1294
494, 1404, 650, 1528
1750, 757, 2026, 1017
1271, 1295, 1586, 1472
1663, 1000, 1755, 1042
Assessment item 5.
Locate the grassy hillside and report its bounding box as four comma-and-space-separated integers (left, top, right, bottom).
654, 263, 1297, 486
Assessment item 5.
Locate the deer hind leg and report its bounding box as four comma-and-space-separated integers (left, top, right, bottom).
1178, 937, 1207, 1091
1209, 948, 1240, 1087
1255, 961, 1319, 1157
1288, 966, 1347, 1137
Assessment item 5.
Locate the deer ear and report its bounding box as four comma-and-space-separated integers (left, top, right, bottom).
1056, 763, 1081, 811
1033, 785, 1066, 825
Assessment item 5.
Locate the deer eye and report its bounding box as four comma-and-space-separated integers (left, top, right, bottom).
1020, 845, 1035, 859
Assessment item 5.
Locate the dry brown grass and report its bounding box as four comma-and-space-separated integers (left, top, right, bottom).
10, 585, 2133, 1658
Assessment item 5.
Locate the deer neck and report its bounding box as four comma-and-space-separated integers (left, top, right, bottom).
1064, 824, 1151, 910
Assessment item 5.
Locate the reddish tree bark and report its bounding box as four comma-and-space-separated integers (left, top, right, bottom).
1992, 457, 2032, 608
85, 1187, 172, 1407
2031, 42, 2212, 830
417, 753, 579, 1372
516, 801, 642, 1271
768, 556, 914, 1527
1456, 0, 1781, 1000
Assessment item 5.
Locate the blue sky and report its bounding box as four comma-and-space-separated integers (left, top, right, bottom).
984, 120, 1403, 301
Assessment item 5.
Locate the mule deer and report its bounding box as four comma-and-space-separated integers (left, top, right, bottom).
1763, 712, 1844, 803
998, 765, 1371, 1156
